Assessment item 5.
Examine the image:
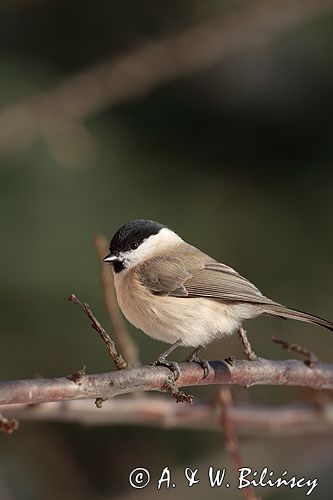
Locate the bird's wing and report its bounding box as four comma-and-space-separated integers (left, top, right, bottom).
179, 262, 274, 304
137, 256, 191, 296
137, 254, 274, 305
136, 251, 333, 333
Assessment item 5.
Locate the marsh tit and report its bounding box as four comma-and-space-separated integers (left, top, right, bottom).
103, 219, 333, 378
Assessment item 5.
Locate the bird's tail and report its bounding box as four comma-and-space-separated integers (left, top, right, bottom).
263, 303, 333, 332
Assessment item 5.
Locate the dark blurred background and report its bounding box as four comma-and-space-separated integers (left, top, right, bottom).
1, 1, 333, 499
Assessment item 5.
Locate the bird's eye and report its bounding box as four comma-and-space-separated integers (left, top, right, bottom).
130, 241, 139, 250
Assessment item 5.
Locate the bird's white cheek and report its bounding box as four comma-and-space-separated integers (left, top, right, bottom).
119, 229, 183, 270
118, 251, 138, 270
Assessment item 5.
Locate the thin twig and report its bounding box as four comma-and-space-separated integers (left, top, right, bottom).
219, 388, 259, 500
68, 293, 127, 370
272, 336, 319, 367
238, 327, 258, 361
162, 377, 193, 404
1, 357, 333, 406
94, 235, 140, 366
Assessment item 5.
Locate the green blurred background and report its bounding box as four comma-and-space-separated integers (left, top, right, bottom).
1, 1, 333, 499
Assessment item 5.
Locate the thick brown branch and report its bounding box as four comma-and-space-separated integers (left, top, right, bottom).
1, 357, 333, 406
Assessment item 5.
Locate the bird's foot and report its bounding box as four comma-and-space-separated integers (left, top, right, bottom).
151, 356, 181, 381
151, 339, 182, 380
184, 347, 210, 378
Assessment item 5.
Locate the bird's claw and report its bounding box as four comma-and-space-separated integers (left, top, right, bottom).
184, 350, 210, 379
151, 356, 181, 381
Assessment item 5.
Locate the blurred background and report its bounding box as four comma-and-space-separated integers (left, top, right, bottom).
1, 0, 333, 498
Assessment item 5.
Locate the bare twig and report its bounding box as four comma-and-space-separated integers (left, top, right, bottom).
68, 293, 127, 370
0, 0, 332, 156
0, 414, 19, 434
238, 327, 258, 361
272, 336, 319, 367
219, 388, 259, 500
162, 377, 194, 404
94, 235, 140, 366
1, 397, 333, 436
1, 357, 333, 406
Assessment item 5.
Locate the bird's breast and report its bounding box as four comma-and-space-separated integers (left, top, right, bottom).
113, 270, 159, 328
113, 269, 247, 347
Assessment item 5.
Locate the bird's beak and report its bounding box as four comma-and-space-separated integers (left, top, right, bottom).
102, 253, 118, 263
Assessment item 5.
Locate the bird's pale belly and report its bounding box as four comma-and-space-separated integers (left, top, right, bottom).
114, 271, 254, 347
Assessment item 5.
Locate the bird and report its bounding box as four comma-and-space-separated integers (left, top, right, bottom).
103, 219, 333, 379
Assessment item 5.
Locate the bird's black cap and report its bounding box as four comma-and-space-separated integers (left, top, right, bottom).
109, 219, 166, 256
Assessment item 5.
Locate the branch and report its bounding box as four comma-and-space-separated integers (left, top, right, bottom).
238, 327, 258, 361
1, 397, 333, 436
0, 0, 332, 156
272, 335, 319, 367
219, 388, 259, 499
68, 293, 127, 370
1, 357, 333, 406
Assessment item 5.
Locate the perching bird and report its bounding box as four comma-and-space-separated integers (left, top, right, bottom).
103, 219, 333, 378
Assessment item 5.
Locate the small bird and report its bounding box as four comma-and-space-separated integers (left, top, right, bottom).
103, 219, 333, 378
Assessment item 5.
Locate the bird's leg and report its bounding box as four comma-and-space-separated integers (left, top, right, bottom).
184, 346, 210, 379
151, 339, 182, 380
